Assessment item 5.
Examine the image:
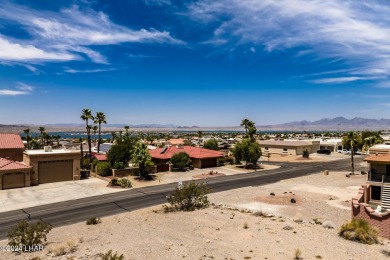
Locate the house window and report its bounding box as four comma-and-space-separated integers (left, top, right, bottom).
283, 148, 288, 152
265, 147, 269, 151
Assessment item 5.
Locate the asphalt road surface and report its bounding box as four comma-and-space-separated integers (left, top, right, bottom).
0, 156, 365, 239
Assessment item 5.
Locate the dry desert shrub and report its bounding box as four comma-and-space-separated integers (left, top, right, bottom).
48, 240, 78, 256
339, 219, 379, 244
294, 248, 302, 260
99, 249, 124, 260
86, 217, 102, 225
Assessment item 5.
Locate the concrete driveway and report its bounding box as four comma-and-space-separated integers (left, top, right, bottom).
0, 178, 125, 213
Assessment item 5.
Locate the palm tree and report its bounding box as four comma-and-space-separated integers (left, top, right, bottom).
79, 137, 84, 157
81, 108, 94, 154
43, 133, 52, 146
95, 112, 107, 153
111, 131, 117, 143
92, 125, 98, 147
343, 131, 361, 175
38, 127, 45, 148
132, 142, 152, 180
52, 135, 61, 148
124, 125, 130, 138
23, 128, 30, 150
241, 118, 254, 135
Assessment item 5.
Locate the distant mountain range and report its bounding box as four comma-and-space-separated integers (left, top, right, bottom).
260, 117, 390, 130
45, 123, 179, 128
2, 117, 390, 132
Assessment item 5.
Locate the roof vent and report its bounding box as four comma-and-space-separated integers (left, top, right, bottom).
176, 145, 183, 149
44, 146, 52, 152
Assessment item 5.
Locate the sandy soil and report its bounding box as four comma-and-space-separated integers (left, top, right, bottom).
1, 169, 388, 260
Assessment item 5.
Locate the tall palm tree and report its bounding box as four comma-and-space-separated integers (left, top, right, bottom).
241, 118, 254, 135
79, 137, 84, 157
343, 131, 361, 175
81, 108, 94, 154
132, 142, 152, 180
95, 112, 107, 153
124, 125, 130, 138
23, 128, 30, 150
38, 126, 45, 148
92, 125, 98, 147
111, 131, 117, 144
52, 135, 61, 148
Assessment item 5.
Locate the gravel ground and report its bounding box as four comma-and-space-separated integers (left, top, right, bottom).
1, 168, 388, 260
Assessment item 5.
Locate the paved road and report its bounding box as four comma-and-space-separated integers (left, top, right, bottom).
0, 157, 365, 239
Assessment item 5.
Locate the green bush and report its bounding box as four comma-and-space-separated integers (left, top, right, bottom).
119, 179, 132, 188
226, 157, 235, 164
302, 149, 310, 158
91, 159, 98, 172
110, 179, 118, 186
203, 139, 219, 150
339, 219, 379, 244
164, 181, 211, 212
86, 217, 101, 225
8, 220, 52, 251
97, 162, 112, 177
110, 178, 132, 188
81, 158, 91, 170
112, 161, 125, 169
171, 152, 192, 171
100, 250, 124, 260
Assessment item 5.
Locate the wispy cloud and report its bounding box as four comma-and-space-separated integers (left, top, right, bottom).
186, 0, 390, 83
309, 77, 365, 84
0, 1, 183, 65
64, 68, 116, 74
0, 36, 78, 62
0, 82, 34, 96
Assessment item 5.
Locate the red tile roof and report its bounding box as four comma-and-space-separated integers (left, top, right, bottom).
0, 157, 31, 170
149, 146, 224, 160
364, 154, 390, 162
0, 133, 24, 149
92, 153, 107, 161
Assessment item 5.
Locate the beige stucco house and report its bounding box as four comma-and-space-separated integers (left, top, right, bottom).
258, 140, 320, 155
23, 149, 81, 185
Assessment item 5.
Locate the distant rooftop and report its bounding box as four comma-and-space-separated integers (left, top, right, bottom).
369, 144, 390, 150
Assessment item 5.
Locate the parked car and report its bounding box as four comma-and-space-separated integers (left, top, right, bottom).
317, 149, 331, 155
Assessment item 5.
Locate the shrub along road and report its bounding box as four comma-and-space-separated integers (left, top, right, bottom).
0, 157, 365, 239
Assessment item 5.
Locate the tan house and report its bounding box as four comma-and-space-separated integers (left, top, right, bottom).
368, 144, 390, 155
0, 157, 31, 190
23, 149, 81, 185
258, 140, 320, 155
0, 133, 25, 161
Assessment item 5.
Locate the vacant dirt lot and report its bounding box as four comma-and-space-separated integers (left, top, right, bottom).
1, 169, 388, 260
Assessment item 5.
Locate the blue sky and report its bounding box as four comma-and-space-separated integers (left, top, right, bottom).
1, 0, 390, 126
